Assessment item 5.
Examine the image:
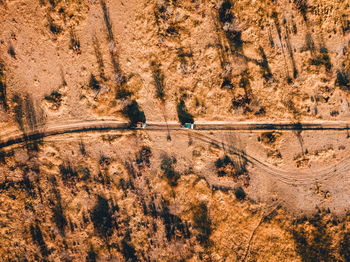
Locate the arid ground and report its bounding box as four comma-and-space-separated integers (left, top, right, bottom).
1, 0, 350, 261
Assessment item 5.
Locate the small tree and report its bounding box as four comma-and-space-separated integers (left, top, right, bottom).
177, 99, 194, 125
123, 100, 146, 127
90, 195, 114, 238
160, 154, 179, 186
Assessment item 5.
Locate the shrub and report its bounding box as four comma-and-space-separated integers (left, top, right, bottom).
115, 87, 132, 100
69, 28, 81, 54
293, 0, 308, 21
215, 154, 247, 178
135, 146, 152, 169
258, 46, 272, 79
177, 99, 194, 125
51, 199, 67, 234
88, 74, 100, 90
90, 195, 114, 237
218, 0, 243, 51
234, 186, 246, 200
86, 246, 97, 262
311, 48, 332, 71
340, 231, 350, 262
160, 154, 180, 186
8, 44, 16, 58
59, 162, 78, 183
48, 15, 62, 34
335, 70, 350, 88
122, 100, 146, 127
192, 202, 211, 248
292, 215, 335, 261
121, 236, 137, 261
45, 91, 62, 104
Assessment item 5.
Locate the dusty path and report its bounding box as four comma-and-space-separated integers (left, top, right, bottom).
0, 119, 349, 184
1, 119, 349, 186
1, 119, 350, 149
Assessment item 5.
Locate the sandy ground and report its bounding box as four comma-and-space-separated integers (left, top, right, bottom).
1, 0, 350, 260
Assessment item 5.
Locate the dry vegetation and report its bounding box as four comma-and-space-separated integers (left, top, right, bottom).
1, 0, 350, 261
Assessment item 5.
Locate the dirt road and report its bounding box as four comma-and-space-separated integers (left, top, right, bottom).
1, 120, 350, 149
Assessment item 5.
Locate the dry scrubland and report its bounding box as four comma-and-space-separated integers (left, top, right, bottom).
1, 0, 350, 261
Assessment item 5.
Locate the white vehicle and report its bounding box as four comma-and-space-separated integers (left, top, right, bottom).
182, 123, 194, 129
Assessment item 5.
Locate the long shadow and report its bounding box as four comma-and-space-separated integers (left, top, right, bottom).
0, 60, 7, 111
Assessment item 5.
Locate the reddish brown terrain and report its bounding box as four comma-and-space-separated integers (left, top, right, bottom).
1, 0, 350, 261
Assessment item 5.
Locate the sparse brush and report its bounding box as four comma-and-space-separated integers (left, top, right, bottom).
90, 195, 115, 237
215, 154, 247, 178
177, 99, 194, 125
293, 0, 308, 21
310, 48, 332, 71
160, 154, 179, 186
335, 70, 350, 88
88, 74, 100, 90
69, 28, 81, 54
122, 100, 145, 126
45, 91, 62, 103
135, 146, 152, 169
234, 186, 246, 200
192, 202, 212, 248
48, 15, 62, 34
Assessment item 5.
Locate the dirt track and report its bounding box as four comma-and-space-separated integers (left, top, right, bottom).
0, 119, 349, 186
1, 119, 350, 149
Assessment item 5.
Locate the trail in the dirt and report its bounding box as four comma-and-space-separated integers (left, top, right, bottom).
0, 119, 349, 186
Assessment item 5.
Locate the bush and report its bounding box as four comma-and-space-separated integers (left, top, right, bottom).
160, 154, 180, 186
121, 236, 137, 261
90, 195, 114, 237
335, 70, 350, 88
51, 199, 67, 234
192, 202, 212, 248
293, 0, 308, 21
215, 155, 247, 178
310, 48, 332, 71
69, 28, 81, 54
59, 162, 78, 184
45, 91, 62, 104
340, 231, 350, 262
177, 99, 194, 125
234, 186, 246, 200
123, 100, 146, 126
218, 0, 243, 51
88, 74, 100, 91
115, 86, 132, 100
292, 216, 335, 261
135, 146, 152, 169
86, 246, 97, 262
48, 15, 62, 34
